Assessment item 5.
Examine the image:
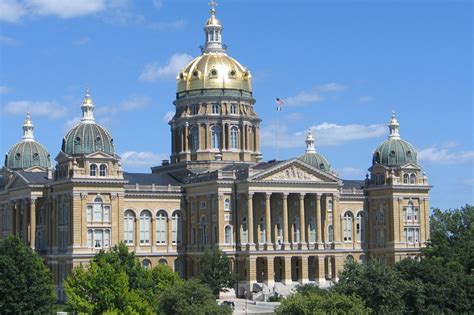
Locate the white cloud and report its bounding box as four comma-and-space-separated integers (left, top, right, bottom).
162, 110, 174, 123
0, 86, 12, 94
260, 122, 385, 149
0, 0, 27, 23
285, 82, 346, 106
337, 167, 365, 178
27, 0, 106, 18
418, 147, 474, 165
74, 37, 91, 45
120, 151, 168, 168
0, 35, 21, 46
139, 53, 193, 82
359, 96, 374, 103
3, 100, 67, 119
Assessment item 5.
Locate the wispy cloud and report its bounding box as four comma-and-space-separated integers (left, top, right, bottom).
162, 110, 174, 123
139, 53, 193, 82
358, 96, 374, 103
0, 35, 21, 46
3, 100, 68, 119
74, 36, 91, 45
418, 146, 474, 165
0, 86, 12, 94
285, 82, 346, 106
120, 151, 168, 168
261, 122, 385, 149
0, 0, 27, 23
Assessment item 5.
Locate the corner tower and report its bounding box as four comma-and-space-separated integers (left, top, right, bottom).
169, 2, 262, 167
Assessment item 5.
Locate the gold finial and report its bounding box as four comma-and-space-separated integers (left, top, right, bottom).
84, 88, 92, 105
209, 0, 217, 15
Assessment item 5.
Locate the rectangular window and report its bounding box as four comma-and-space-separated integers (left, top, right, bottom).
94, 230, 102, 248
103, 206, 110, 222
87, 229, 93, 248
93, 204, 102, 222
104, 229, 110, 247
200, 201, 206, 209
87, 206, 93, 222
157, 218, 166, 244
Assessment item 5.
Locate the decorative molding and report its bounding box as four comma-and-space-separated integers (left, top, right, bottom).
80, 193, 88, 200
270, 165, 320, 181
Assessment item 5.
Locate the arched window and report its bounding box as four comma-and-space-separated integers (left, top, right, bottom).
230, 104, 237, 114
389, 150, 397, 165
293, 216, 300, 243
159, 259, 168, 265
191, 127, 199, 151
259, 217, 266, 244
410, 173, 416, 184
328, 199, 333, 212
211, 126, 221, 149
74, 137, 81, 152
142, 259, 151, 269
241, 217, 248, 244
87, 196, 110, 223
191, 105, 198, 115
224, 198, 231, 211
356, 212, 364, 242
406, 202, 413, 221
414, 206, 419, 222
403, 173, 409, 184
309, 216, 316, 243
124, 210, 135, 244
212, 103, 219, 114
230, 126, 238, 149
90, 164, 97, 176
276, 216, 283, 244
328, 225, 334, 242
95, 136, 102, 150
140, 211, 151, 244
346, 255, 354, 263
99, 164, 107, 177
224, 225, 232, 244
378, 209, 385, 224
200, 216, 208, 245
156, 211, 167, 244
343, 212, 353, 242
172, 211, 182, 244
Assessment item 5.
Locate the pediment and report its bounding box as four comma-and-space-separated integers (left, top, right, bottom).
250, 159, 340, 183
24, 166, 47, 172
84, 151, 115, 159
401, 162, 420, 170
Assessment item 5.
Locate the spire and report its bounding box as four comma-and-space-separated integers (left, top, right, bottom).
81, 88, 95, 123
388, 110, 400, 139
305, 129, 316, 153
202, 0, 226, 53
22, 112, 35, 141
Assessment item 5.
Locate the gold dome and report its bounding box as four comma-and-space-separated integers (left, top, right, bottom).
206, 15, 221, 27
177, 52, 252, 93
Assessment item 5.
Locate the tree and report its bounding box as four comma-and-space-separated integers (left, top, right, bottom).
157, 279, 231, 315
334, 260, 406, 313
64, 258, 153, 314
198, 248, 236, 296
275, 291, 370, 315
0, 236, 56, 314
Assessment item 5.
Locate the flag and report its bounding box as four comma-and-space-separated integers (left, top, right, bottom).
276, 98, 284, 111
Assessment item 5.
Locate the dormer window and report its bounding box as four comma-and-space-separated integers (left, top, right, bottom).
33, 153, 39, 161
192, 70, 199, 78
210, 69, 218, 77
74, 137, 81, 152
90, 164, 97, 176
409, 173, 416, 184
15, 153, 21, 160
99, 164, 107, 177
229, 69, 236, 79
95, 136, 102, 150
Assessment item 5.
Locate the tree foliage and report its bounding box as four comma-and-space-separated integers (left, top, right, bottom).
198, 248, 237, 295
275, 290, 369, 315
157, 279, 231, 315
0, 236, 56, 314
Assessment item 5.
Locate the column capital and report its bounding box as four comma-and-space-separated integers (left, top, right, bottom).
247, 192, 254, 199
282, 192, 289, 200
264, 192, 272, 199
299, 193, 306, 200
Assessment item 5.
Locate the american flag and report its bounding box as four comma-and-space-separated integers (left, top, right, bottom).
276, 98, 284, 111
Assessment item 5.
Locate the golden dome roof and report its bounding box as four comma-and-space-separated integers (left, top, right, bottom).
206, 15, 221, 27
177, 52, 252, 93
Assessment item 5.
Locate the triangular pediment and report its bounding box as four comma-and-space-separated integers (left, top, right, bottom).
84, 151, 115, 159
250, 159, 340, 183
24, 166, 47, 172
401, 162, 421, 170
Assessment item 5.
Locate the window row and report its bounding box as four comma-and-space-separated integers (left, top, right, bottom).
87, 228, 110, 249
86, 196, 111, 223
190, 125, 240, 151
190, 103, 238, 116
90, 164, 108, 177
404, 227, 420, 244
403, 173, 417, 184
123, 210, 183, 245
403, 202, 419, 222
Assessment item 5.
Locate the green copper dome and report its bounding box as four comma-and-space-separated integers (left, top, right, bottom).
4, 113, 51, 170
297, 129, 331, 172
61, 90, 115, 156
372, 112, 418, 167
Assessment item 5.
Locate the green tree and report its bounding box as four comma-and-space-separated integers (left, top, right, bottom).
275, 291, 370, 315
198, 248, 236, 296
157, 279, 231, 315
334, 260, 406, 313
0, 236, 56, 314
64, 257, 153, 314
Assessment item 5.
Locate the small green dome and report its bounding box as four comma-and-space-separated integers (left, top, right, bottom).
5, 141, 51, 170
298, 152, 331, 172
62, 122, 114, 155
373, 138, 417, 166
61, 90, 115, 156
372, 112, 418, 167
4, 113, 50, 169
297, 129, 331, 172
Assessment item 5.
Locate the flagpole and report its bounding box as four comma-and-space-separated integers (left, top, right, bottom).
276, 108, 279, 160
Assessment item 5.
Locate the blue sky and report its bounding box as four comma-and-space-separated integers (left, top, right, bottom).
0, 0, 472, 210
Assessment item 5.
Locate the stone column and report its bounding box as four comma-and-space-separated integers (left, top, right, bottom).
15, 200, 20, 236
301, 256, 309, 284
205, 123, 211, 150
316, 194, 322, 247
317, 256, 326, 286
30, 198, 36, 249
248, 257, 257, 283
333, 195, 341, 243
283, 256, 292, 285
423, 197, 430, 241
167, 215, 173, 251
265, 193, 272, 247
135, 216, 140, 248
247, 193, 254, 247
299, 193, 306, 245
265, 257, 275, 286
184, 123, 189, 152
282, 193, 289, 246
255, 126, 260, 152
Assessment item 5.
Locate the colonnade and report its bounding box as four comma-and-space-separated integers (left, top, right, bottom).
0, 198, 36, 248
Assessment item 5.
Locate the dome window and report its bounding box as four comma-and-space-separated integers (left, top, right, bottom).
374, 152, 380, 164
210, 69, 218, 77
179, 73, 184, 80
319, 163, 325, 170
74, 137, 81, 152
192, 71, 199, 77
15, 153, 21, 160
229, 69, 236, 78
95, 137, 102, 150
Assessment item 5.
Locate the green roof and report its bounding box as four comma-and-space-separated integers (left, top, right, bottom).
5, 141, 51, 169
373, 138, 417, 167
298, 152, 331, 172
62, 122, 115, 155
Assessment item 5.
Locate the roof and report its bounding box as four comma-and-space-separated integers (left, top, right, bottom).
251, 160, 286, 170
5, 141, 51, 170
18, 171, 51, 184
124, 172, 181, 186
342, 180, 365, 190
220, 163, 253, 172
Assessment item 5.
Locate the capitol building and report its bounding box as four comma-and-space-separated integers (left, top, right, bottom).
0, 4, 431, 301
